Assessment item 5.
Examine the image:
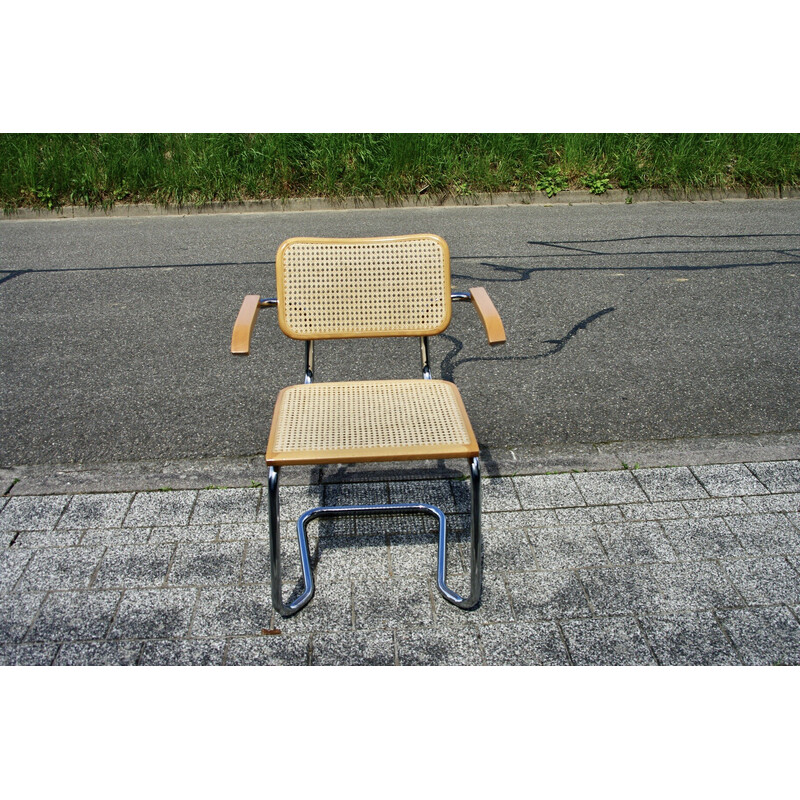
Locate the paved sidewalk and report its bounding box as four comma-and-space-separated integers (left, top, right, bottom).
2, 459, 799, 666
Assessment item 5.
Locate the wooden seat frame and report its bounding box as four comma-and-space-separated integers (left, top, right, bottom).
232, 234, 505, 616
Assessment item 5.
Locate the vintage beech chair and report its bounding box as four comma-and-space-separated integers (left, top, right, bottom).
231, 234, 505, 616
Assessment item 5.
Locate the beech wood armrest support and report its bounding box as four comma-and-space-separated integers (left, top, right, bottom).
468, 287, 506, 345
231, 295, 278, 355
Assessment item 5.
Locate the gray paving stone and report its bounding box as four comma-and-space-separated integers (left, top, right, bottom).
242, 537, 318, 587
0, 643, 59, 665
13, 529, 84, 548
716, 607, 800, 666
725, 513, 800, 555
16, 547, 105, 592
691, 464, 769, 497
168, 542, 245, 587
388, 532, 462, 578
505, 570, 592, 620
0, 592, 47, 643
475, 477, 521, 512
139, 639, 226, 666
147, 524, 219, 544
353, 576, 433, 630
388, 480, 458, 513
218, 522, 270, 541
722, 557, 800, 605
353, 509, 423, 536
594, 521, 676, 565
560, 618, 656, 665
513, 473, 585, 509
276, 579, 354, 634
109, 587, 197, 639
191, 585, 276, 638
661, 517, 746, 560
55, 641, 143, 666
782, 511, 800, 533
314, 534, 390, 581
0, 495, 69, 531
94, 544, 175, 588
681, 497, 749, 518
1, 549, 33, 593
311, 630, 395, 665
485, 509, 559, 530
619, 501, 688, 522
639, 612, 740, 665
574, 470, 649, 506
123, 490, 197, 527
263, 483, 324, 522
323, 481, 388, 508
480, 621, 571, 665
432, 571, 514, 626
396, 625, 483, 665
80, 527, 151, 546
479, 527, 538, 572
225, 634, 310, 666
26, 590, 121, 642
57, 493, 133, 530
746, 461, 800, 494
191, 487, 260, 524
556, 505, 625, 525
651, 562, 744, 612
579, 566, 665, 616
742, 493, 800, 514
527, 525, 608, 570
633, 467, 710, 503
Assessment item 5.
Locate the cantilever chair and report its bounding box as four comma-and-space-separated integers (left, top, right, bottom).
231, 234, 505, 616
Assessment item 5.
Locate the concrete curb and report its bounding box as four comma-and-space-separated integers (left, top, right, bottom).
4, 432, 799, 496
3, 186, 799, 221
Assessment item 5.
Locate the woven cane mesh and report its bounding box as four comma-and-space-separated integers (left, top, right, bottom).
277, 236, 450, 339
270, 380, 475, 461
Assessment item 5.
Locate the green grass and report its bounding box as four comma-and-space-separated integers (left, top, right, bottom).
1, 133, 798, 212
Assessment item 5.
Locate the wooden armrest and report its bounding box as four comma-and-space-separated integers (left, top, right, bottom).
231, 295, 262, 355
469, 287, 506, 345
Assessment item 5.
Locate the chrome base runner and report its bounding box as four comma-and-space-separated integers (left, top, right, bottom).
267, 457, 483, 617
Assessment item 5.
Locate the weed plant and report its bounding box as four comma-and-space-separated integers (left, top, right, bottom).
1, 133, 798, 211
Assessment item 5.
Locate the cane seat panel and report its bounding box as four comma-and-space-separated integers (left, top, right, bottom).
266, 379, 479, 466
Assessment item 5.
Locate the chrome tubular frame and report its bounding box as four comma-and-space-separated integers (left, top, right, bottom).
439, 456, 482, 608
287, 293, 473, 387
266, 456, 483, 616
304, 340, 314, 384
420, 336, 432, 379
263, 289, 484, 617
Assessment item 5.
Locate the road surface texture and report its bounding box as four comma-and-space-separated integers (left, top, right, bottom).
1, 198, 799, 665
2, 199, 798, 474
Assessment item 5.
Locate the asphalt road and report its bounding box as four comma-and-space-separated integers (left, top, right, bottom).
1, 199, 799, 468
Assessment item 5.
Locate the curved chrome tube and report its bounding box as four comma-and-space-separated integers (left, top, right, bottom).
267, 459, 482, 617
437, 456, 482, 608
267, 466, 314, 616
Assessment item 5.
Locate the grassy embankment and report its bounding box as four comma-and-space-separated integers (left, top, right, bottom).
1, 133, 798, 212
